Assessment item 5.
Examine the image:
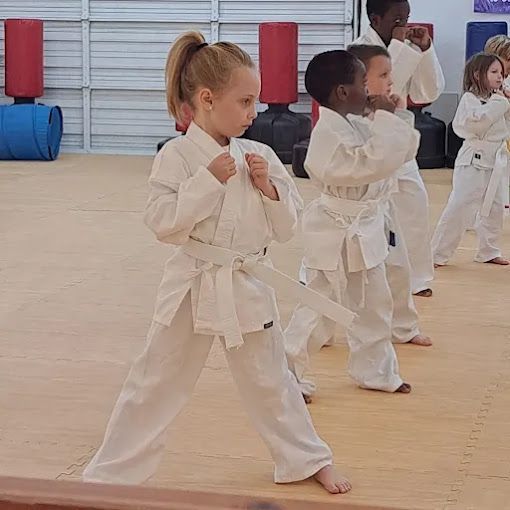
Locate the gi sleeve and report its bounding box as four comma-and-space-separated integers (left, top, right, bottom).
259, 145, 304, 243
144, 144, 226, 244
453, 93, 510, 139
305, 110, 420, 187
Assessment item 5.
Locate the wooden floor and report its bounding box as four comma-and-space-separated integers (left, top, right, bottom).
1, 155, 509, 510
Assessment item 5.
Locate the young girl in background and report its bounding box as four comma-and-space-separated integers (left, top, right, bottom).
432, 53, 510, 267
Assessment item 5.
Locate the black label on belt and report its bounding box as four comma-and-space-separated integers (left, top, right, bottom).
264, 321, 274, 329
389, 231, 396, 247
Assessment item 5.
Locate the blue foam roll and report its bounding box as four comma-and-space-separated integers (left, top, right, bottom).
0, 103, 63, 161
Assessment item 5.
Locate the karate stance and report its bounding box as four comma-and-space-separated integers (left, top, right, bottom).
82, 31, 353, 495
285, 50, 419, 401
432, 53, 510, 267
354, 0, 445, 297
348, 44, 433, 349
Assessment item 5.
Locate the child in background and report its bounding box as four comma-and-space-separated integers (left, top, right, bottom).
285, 49, 420, 401
354, 0, 445, 297
432, 53, 510, 267
485, 35, 510, 87
348, 44, 431, 349
485, 35, 510, 209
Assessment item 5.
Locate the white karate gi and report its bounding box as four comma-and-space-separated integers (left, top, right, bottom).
432, 93, 510, 264
294, 109, 422, 394
354, 26, 446, 294
82, 122, 353, 486
384, 110, 422, 347
285, 107, 420, 396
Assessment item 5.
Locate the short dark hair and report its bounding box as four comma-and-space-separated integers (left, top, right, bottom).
305, 50, 361, 106
347, 44, 390, 68
366, 0, 408, 17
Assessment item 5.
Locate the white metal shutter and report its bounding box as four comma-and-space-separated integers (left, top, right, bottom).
89, 20, 210, 152
87, 1, 210, 152
0, 1, 82, 20
1, 1, 353, 154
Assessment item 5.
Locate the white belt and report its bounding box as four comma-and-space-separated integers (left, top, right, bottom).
319, 193, 382, 217
320, 191, 394, 308
183, 238, 355, 351
481, 142, 509, 218
319, 193, 387, 308
319, 193, 383, 240
470, 138, 502, 153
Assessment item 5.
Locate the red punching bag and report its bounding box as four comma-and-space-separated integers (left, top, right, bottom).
259, 22, 298, 105
5, 19, 44, 99
244, 22, 310, 164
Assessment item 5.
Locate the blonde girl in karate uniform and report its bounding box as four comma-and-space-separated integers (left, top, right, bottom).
82, 31, 352, 495
432, 53, 510, 267
485, 35, 510, 90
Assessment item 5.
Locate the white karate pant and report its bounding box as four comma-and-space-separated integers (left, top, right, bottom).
386, 204, 421, 345
83, 294, 332, 485
285, 258, 403, 397
432, 165, 504, 265
392, 166, 434, 294
289, 211, 419, 396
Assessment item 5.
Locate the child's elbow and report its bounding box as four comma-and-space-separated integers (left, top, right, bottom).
143, 206, 180, 244
273, 215, 298, 244
146, 220, 187, 245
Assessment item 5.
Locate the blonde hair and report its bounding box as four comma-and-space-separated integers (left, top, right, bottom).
484, 35, 510, 62
463, 52, 504, 99
165, 31, 254, 123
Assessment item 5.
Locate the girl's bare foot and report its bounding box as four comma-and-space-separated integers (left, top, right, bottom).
486, 257, 510, 266
313, 465, 352, 494
414, 288, 432, 297
396, 382, 412, 393
409, 334, 432, 347
302, 393, 312, 404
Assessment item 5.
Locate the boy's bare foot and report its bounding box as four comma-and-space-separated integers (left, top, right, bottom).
409, 334, 432, 347
313, 465, 352, 494
396, 382, 412, 393
486, 257, 510, 266
434, 262, 446, 268
302, 393, 312, 404
414, 288, 432, 297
